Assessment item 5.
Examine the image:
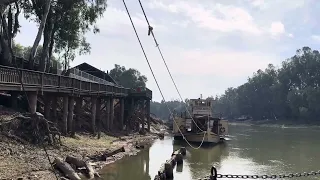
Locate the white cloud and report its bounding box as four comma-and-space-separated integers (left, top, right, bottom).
311, 35, 320, 41
148, 0, 178, 13
166, 47, 279, 78
171, 20, 190, 28
148, 0, 262, 35
147, 0, 296, 39
249, 0, 266, 9
96, 7, 167, 36
269, 21, 286, 36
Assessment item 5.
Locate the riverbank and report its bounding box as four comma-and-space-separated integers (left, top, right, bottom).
0, 105, 167, 180
229, 119, 320, 128
0, 132, 163, 179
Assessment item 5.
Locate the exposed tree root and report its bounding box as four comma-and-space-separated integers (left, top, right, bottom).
0, 112, 61, 145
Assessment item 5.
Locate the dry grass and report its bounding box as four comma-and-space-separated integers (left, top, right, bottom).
62, 133, 117, 151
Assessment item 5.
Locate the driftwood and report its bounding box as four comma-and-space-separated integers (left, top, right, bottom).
102, 146, 125, 159
135, 140, 148, 149
90, 146, 125, 161
54, 158, 81, 180
66, 156, 100, 179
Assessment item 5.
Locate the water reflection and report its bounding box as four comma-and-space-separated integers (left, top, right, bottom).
228, 125, 320, 177
101, 125, 320, 180
182, 143, 228, 179
102, 146, 151, 180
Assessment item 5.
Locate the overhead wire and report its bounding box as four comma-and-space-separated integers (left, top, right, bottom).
137, 0, 207, 132
122, 0, 206, 149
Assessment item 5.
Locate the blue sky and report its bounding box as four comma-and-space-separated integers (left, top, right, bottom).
14, 0, 320, 102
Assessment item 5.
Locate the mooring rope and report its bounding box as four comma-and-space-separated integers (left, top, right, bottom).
122, 0, 206, 149
137, 0, 207, 133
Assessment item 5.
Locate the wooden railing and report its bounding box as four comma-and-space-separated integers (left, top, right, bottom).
0, 65, 153, 99
0, 65, 129, 95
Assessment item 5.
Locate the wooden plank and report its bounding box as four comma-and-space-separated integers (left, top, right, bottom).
0, 65, 149, 98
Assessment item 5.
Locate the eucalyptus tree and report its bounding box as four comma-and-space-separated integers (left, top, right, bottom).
23, 0, 107, 71
0, 0, 20, 65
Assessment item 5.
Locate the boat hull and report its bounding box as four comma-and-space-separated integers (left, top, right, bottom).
173, 134, 184, 140
185, 132, 220, 144
173, 132, 221, 144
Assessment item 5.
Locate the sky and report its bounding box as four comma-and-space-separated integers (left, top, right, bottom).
14, 0, 320, 102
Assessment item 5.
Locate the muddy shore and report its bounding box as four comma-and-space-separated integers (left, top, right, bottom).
0, 131, 163, 180
0, 105, 167, 180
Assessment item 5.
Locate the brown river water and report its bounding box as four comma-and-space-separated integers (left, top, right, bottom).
100, 124, 320, 180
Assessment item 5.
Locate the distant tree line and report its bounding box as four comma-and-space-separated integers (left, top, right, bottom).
214, 46, 320, 123
150, 100, 186, 121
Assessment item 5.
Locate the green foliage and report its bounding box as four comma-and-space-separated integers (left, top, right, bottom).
108, 64, 187, 120
12, 42, 60, 67
150, 100, 186, 121
214, 46, 320, 122
21, 0, 107, 67
109, 64, 147, 89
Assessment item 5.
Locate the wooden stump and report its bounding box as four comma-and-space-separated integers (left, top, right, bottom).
180, 147, 186, 156
156, 147, 187, 179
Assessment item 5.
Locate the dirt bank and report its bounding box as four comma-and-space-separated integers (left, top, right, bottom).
0, 106, 167, 180
0, 132, 164, 179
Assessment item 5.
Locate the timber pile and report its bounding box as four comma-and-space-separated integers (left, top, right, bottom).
154, 147, 186, 180
0, 111, 61, 145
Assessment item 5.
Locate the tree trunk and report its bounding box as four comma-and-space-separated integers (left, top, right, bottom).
0, 12, 12, 66
47, 24, 55, 72
28, 0, 51, 70
40, 9, 53, 72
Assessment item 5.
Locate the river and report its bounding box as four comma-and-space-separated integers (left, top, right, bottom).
101, 124, 320, 180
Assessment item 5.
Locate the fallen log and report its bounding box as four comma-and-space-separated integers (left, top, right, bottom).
91, 146, 125, 161
54, 158, 81, 180
102, 146, 125, 159
65, 156, 99, 179
135, 140, 149, 149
